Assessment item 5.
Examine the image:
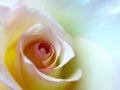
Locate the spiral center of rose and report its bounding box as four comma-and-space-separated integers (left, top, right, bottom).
24, 41, 54, 69
38, 43, 50, 55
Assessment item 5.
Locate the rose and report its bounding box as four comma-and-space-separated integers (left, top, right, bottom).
0, 0, 120, 90
0, 2, 82, 90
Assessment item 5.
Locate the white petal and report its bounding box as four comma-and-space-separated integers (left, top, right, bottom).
55, 37, 75, 69
0, 6, 9, 25
0, 80, 12, 90
74, 38, 119, 90
22, 55, 82, 82
0, 3, 73, 47
0, 0, 17, 7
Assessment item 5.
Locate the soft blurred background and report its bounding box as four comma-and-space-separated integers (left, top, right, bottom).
0, 0, 120, 90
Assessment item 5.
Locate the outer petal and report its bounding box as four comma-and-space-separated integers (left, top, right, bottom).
0, 25, 22, 90
23, 0, 120, 35
74, 38, 119, 90
0, 3, 73, 47
0, 0, 17, 7
0, 81, 12, 90
0, 65, 22, 90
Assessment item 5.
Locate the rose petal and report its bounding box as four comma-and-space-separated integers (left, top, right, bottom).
55, 37, 75, 69
74, 38, 119, 90
0, 6, 9, 25
0, 25, 22, 90
0, 65, 22, 90
0, 3, 73, 47
24, 0, 120, 37
0, 0, 17, 7
17, 54, 82, 90
0, 80, 12, 90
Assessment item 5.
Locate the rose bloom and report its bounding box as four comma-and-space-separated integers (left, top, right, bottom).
0, 0, 120, 90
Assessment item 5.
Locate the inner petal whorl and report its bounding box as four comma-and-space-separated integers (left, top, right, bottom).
24, 41, 54, 69
38, 42, 51, 56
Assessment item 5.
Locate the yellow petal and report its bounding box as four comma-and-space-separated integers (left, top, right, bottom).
0, 25, 22, 90
0, 81, 12, 90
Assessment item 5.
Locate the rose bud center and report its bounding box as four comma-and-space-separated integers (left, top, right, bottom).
24, 41, 54, 69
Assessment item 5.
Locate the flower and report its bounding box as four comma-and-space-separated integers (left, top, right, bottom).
0, 1, 82, 90
0, 0, 120, 90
